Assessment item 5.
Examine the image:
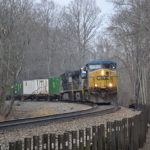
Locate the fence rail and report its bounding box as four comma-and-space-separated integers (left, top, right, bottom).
0, 105, 149, 150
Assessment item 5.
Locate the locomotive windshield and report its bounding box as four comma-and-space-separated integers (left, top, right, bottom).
103, 64, 116, 70
89, 64, 102, 70
88, 63, 116, 72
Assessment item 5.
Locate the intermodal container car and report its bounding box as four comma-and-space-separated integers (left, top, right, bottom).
49, 77, 61, 95
14, 82, 23, 95
37, 79, 49, 95
23, 80, 38, 95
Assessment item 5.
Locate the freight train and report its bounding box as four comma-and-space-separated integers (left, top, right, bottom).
8, 60, 118, 104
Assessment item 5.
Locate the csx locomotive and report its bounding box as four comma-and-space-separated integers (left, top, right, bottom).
8, 60, 118, 104
61, 60, 118, 103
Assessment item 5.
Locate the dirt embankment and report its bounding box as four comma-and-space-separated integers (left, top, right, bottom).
6, 101, 92, 120
0, 115, 5, 121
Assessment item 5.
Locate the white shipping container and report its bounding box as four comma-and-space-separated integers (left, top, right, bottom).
23, 80, 38, 95
37, 79, 49, 94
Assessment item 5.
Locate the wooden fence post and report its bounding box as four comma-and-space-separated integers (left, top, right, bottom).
128, 118, 131, 150
136, 114, 140, 149
42, 134, 48, 150
141, 111, 145, 148
120, 120, 124, 150
106, 122, 112, 150
16, 141, 22, 150
97, 124, 105, 150
85, 128, 91, 150
122, 118, 128, 150
9, 142, 16, 150
63, 133, 69, 150
133, 116, 139, 150
143, 106, 148, 141
58, 135, 63, 150
142, 107, 145, 146
50, 134, 56, 150
92, 126, 98, 150
128, 118, 135, 150
24, 138, 31, 150
148, 104, 150, 124
141, 105, 148, 144
72, 131, 77, 150
79, 130, 84, 150
110, 122, 116, 150
33, 136, 39, 150
138, 113, 143, 148
115, 120, 122, 150
114, 121, 118, 150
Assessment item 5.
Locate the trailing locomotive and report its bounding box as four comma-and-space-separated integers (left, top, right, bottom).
8, 60, 118, 104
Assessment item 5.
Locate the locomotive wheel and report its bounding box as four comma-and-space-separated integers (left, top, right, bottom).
101, 90, 107, 99
75, 92, 81, 101
62, 92, 70, 100
84, 91, 90, 101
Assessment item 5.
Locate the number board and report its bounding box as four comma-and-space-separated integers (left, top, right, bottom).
97, 76, 109, 80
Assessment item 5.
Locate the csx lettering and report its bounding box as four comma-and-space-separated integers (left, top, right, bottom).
97, 76, 108, 80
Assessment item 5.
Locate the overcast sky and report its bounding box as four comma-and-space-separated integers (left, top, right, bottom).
52, 0, 114, 26
37, 0, 114, 16
37, 0, 114, 27
52, 0, 114, 15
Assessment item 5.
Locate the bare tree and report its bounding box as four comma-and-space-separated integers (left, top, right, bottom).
109, 0, 150, 104
63, 0, 101, 66
0, 0, 32, 117
0, 0, 103, 117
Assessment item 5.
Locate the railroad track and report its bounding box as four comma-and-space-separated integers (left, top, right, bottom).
0, 105, 120, 131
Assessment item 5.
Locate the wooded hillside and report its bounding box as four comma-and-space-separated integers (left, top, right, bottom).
0, 0, 149, 117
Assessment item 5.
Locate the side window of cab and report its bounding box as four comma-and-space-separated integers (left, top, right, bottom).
81, 66, 88, 79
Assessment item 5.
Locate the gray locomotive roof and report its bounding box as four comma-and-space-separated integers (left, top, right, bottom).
87, 60, 117, 65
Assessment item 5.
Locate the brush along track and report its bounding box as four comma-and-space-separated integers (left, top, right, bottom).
0, 105, 119, 131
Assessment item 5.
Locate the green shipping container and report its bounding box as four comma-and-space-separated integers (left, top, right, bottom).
7, 82, 23, 95
49, 77, 61, 95
14, 82, 23, 95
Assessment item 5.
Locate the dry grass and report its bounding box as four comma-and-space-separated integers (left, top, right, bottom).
0, 115, 5, 121
8, 101, 91, 119
27, 108, 58, 117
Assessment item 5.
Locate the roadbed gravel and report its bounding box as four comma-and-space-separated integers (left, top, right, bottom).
8, 101, 92, 120
0, 106, 140, 146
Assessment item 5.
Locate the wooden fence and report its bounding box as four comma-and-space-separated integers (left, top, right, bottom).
0, 105, 149, 150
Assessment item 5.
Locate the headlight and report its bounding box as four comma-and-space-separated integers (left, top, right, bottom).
95, 84, 98, 87
108, 83, 113, 87
101, 70, 105, 76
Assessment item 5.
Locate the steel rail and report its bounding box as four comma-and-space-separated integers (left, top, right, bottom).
0, 105, 120, 130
